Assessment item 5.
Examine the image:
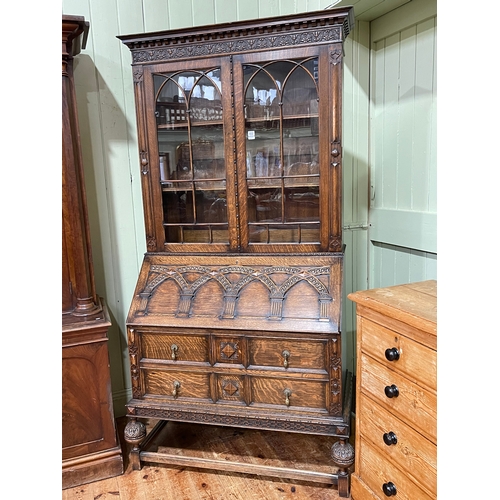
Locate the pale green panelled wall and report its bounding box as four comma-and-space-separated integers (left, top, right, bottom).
340, 18, 370, 382
61, 0, 434, 417
368, 0, 437, 289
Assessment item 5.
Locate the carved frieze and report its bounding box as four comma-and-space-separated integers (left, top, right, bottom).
127, 25, 343, 64
133, 406, 348, 436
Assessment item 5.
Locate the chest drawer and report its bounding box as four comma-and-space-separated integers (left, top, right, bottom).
248, 337, 328, 371
360, 318, 436, 391
357, 393, 436, 495
143, 369, 211, 401
141, 331, 209, 363
356, 437, 434, 500
360, 353, 436, 443
251, 377, 327, 411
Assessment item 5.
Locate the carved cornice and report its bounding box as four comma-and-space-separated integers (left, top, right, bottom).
118, 9, 353, 65
130, 26, 342, 64
62, 16, 88, 75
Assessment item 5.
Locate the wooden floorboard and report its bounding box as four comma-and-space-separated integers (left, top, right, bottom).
62, 417, 351, 499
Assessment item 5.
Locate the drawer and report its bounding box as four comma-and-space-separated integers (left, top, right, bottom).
356, 437, 434, 500
360, 318, 436, 391
143, 369, 211, 401
358, 393, 436, 496
360, 353, 436, 443
248, 337, 328, 371
251, 377, 327, 411
141, 332, 209, 363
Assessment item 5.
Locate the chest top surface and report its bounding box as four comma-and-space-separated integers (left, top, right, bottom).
348, 280, 437, 338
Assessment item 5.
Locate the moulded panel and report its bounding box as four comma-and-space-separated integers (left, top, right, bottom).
146, 278, 183, 315
144, 369, 211, 400
251, 376, 328, 410
191, 279, 226, 317
233, 279, 271, 319
141, 331, 209, 363
248, 337, 327, 371
216, 374, 247, 404
62, 356, 102, 448
62, 339, 119, 461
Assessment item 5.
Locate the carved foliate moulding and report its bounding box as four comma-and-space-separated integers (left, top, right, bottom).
130, 26, 342, 64
133, 66, 143, 83
330, 48, 343, 66
134, 406, 349, 436
117, 9, 353, 65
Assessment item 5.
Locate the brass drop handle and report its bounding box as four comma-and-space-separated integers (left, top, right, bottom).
172, 380, 180, 398
171, 344, 178, 360
282, 350, 290, 369
284, 388, 292, 407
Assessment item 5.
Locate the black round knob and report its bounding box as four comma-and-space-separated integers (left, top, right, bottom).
383, 431, 398, 446
382, 481, 397, 496
384, 384, 399, 398
385, 347, 400, 361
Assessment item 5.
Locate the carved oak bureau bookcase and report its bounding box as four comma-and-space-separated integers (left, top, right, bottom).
118, 7, 355, 496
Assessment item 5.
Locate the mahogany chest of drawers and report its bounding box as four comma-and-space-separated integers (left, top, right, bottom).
348, 281, 437, 499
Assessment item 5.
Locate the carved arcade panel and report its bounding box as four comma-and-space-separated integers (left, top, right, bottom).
128, 254, 342, 333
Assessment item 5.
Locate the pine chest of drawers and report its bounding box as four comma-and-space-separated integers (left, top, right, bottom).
348, 281, 437, 499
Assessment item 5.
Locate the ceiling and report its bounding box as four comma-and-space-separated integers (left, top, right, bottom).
333, 0, 412, 21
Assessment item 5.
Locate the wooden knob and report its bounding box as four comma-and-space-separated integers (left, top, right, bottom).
385, 347, 400, 361
382, 482, 397, 496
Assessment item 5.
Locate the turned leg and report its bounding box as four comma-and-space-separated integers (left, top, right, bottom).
331, 438, 355, 498
124, 417, 147, 470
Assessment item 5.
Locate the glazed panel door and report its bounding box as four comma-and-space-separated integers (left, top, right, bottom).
233, 44, 343, 253
140, 56, 237, 252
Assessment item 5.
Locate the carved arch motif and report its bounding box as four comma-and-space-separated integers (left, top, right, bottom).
136, 264, 333, 321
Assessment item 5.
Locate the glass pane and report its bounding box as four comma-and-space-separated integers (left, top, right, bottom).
195, 187, 227, 224
163, 190, 194, 224
282, 60, 318, 118
243, 58, 320, 245
190, 75, 223, 123
284, 187, 319, 222
248, 187, 282, 223
248, 223, 320, 244
154, 69, 227, 245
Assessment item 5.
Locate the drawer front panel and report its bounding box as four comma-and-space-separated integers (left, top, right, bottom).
251, 377, 327, 410
358, 393, 436, 496
143, 369, 211, 401
249, 337, 327, 371
215, 374, 246, 404
351, 475, 379, 500
360, 318, 436, 391
357, 438, 434, 500
213, 336, 246, 366
141, 332, 209, 363
360, 353, 436, 443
